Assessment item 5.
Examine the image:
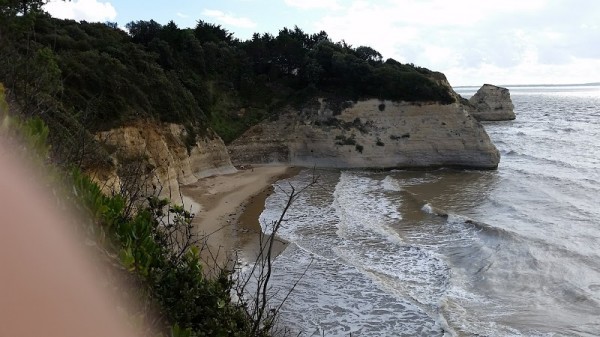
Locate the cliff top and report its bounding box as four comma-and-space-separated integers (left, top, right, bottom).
1, 9, 460, 169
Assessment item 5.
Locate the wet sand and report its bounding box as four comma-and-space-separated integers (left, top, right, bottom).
180, 165, 300, 268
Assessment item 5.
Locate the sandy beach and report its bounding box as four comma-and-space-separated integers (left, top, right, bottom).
180, 165, 300, 268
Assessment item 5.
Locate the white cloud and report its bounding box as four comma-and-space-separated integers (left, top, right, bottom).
284, 0, 341, 10
44, 0, 116, 22
445, 58, 600, 86
176, 12, 189, 19
308, 0, 600, 85
201, 9, 256, 29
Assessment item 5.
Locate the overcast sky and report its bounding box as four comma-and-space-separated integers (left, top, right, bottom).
44, 0, 600, 86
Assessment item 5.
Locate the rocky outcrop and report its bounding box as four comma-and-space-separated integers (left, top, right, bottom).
467, 84, 515, 121
89, 121, 235, 201
229, 99, 500, 169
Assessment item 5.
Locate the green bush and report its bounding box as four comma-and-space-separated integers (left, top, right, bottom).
335, 134, 356, 146
70, 169, 254, 336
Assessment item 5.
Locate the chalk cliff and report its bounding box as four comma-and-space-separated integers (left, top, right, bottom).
468, 84, 516, 121
228, 99, 500, 169
89, 121, 235, 200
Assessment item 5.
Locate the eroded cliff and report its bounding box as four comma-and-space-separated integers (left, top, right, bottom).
89, 121, 235, 200
229, 99, 500, 169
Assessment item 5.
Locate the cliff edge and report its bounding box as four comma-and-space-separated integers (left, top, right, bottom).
467, 84, 516, 121
89, 121, 235, 200
228, 99, 500, 170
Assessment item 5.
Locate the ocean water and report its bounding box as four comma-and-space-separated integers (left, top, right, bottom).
257, 85, 600, 336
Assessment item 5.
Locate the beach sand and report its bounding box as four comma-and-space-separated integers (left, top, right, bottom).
180, 165, 300, 269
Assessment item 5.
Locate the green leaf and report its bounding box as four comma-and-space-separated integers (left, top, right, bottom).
119, 247, 135, 271
170, 324, 192, 337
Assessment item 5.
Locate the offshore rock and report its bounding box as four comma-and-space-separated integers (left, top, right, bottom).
228, 99, 500, 169
468, 84, 516, 121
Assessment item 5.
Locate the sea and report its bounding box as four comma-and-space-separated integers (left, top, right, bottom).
255, 84, 600, 336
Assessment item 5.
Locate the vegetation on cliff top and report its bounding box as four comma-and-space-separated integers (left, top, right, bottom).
0, 4, 453, 166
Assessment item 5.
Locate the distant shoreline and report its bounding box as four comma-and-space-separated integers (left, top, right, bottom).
454, 82, 600, 88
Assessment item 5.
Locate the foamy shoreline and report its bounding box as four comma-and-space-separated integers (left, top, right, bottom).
180, 165, 300, 267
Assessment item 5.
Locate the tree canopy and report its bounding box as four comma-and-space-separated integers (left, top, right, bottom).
0, 7, 454, 164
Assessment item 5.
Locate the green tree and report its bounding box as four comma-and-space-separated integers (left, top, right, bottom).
355, 45, 383, 64
274, 26, 307, 75
0, 0, 70, 16
126, 19, 162, 45
194, 20, 234, 44
0, 0, 44, 16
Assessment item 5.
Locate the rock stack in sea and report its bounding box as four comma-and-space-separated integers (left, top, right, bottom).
468, 84, 516, 121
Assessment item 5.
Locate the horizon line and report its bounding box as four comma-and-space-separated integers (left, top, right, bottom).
454, 82, 600, 88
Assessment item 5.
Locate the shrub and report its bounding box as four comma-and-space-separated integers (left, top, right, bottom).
70, 169, 253, 336
390, 133, 410, 140
335, 134, 356, 146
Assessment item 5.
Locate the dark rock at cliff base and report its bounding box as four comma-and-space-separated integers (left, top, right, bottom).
468, 84, 516, 121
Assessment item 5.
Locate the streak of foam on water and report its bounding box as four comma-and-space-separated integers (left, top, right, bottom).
382, 175, 402, 191
257, 170, 450, 336
333, 172, 403, 243
332, 174, 451, 310
259, 170, 341, 260
268, 244, 446, 337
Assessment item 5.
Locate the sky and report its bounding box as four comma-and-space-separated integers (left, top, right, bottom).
43, 0, 600, 86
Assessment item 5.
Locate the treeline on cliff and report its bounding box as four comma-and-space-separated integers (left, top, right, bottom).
0, 5, 453, 165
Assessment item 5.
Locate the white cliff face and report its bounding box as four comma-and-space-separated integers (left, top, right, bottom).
468, 84, 516, 121
89, 121, 235, 200
229, 99, 500, 169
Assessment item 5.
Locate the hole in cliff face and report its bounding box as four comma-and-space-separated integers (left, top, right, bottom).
378, 103, 386, 111
389, 133, 410, 140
